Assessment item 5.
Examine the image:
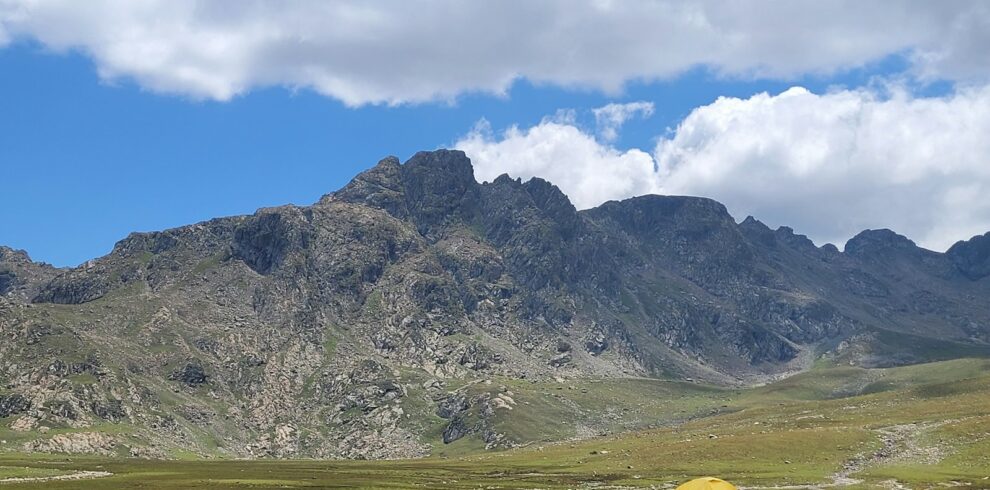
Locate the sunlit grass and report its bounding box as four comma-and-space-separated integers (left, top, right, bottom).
0, 358, 988, 488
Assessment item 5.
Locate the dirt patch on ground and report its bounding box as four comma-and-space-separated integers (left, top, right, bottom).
0, 470, 113, 484
743, 421, 952, 489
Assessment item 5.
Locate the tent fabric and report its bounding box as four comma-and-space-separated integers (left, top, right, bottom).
675, 477, 738, 490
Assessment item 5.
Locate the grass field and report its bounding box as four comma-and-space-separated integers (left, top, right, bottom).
0, 465, 74, 479
1, 358, 989, 489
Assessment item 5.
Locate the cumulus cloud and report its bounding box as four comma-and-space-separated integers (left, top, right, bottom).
0, 1, 988, 104
593, 101, 655, 142
456, 118, 659, 209
655, 86, 990, 250
457, 86, 990, 251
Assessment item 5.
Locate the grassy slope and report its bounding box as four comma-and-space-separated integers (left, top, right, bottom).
1, 358, 989, 489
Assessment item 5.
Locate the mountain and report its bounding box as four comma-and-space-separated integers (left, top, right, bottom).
1, 149, 989, 459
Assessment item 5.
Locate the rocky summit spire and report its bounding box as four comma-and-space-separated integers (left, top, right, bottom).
400, 150, 481, 236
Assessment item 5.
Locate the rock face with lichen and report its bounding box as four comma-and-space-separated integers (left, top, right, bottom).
1, 149, 989, 459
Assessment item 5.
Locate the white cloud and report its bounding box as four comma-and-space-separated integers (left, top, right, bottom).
0, 1, 988, 104
456, 118, 659, 209
655, 85, 990, 251
457, 86, 990, 251
593, 101, 654, 142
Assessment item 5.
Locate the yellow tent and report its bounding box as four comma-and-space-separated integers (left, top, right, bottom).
676, 477, 737, 490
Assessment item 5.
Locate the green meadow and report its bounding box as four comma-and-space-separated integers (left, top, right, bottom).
2, 358, 989, 489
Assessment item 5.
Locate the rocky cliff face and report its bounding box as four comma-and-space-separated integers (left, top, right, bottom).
1, 149, 989, 459
0, 247, 57, 301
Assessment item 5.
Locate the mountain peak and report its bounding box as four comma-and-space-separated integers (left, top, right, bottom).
844, 229, 919, 256
947, 231, 990, 280
740, 215, 769, 228
400, 150, 481, 236
590, 194, 734, 229
327, 155, 407, 215
5, 149, 990, 461
739, 216, 775, 246
402, 149, 474, 180
0, 246, 32, 264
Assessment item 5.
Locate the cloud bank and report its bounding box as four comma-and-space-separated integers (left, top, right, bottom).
457, 86, 990, 251
1, 1, 988, 104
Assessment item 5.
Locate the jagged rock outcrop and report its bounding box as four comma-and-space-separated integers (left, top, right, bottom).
0, 247, 57, 301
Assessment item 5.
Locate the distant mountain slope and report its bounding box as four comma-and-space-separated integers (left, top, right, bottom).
1, 149, 988, 459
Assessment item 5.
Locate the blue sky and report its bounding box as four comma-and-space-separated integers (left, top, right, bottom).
0, 44, 857, 266
1, 2, 989, 266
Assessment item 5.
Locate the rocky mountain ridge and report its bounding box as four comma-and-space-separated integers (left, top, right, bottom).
1, 149, 989, 459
